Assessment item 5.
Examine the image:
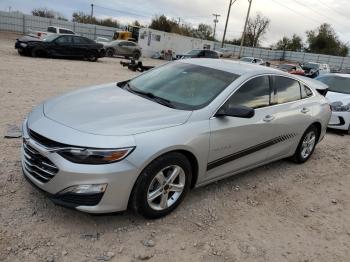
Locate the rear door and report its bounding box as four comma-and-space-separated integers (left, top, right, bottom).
53, 35, 73, 56
72, 36, 89, 57
267, 75, 315, 159
207, 75, 277, 181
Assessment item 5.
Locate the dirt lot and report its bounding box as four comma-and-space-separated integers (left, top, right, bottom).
0, 31, 349, 262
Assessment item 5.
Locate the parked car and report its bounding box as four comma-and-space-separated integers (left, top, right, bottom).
22, 59, 331, 218
29, 26, 75, 39
15, 34, 105, 62
316, 74, 350, 133
103, 40, 142, 59
176, 49, 219, 59
217, 48, 234, 58
240, 56, 264, 65
95, 37, 111, 44
277, 63, 305, 76
302, 62, 330, 78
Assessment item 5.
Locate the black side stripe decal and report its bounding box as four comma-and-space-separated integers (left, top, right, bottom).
207, 133, 297, 171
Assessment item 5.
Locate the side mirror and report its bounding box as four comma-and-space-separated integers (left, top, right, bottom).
215, 105, 255, 118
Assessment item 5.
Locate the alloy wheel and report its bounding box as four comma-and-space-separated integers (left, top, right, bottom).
300, 131, 316, 159
147, 165, 186, 211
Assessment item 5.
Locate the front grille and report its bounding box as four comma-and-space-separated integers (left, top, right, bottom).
23, 141, 59, 183
52, 193, 104, 206
29, 129, 69, 148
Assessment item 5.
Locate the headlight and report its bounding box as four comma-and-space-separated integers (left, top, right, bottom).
20, 43, 27, 48
57, 147, 135, 164
330, 101, 350, 112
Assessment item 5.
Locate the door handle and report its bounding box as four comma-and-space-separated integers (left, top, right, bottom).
263, 115, 275, 122
301, 107, 310, 114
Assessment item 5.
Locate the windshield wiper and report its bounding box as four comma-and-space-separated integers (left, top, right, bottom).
125, 83, 175, 108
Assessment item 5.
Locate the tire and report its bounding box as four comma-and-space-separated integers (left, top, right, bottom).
87, 51, 98, 62
132, 52, 141, 60
17, 50, 25, 56
292, 125, 319, 163
130, 152, 192, 219
106, 48, 114, 57
31, 47, 45, 57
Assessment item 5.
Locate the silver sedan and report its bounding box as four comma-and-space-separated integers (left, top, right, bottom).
103, 40, 142, 59
22, 59, 331, 218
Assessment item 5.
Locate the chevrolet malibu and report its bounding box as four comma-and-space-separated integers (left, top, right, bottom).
22, 59, 331, 218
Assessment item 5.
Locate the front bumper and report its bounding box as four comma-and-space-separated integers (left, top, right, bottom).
21, 121, 140, 213
328, 111, 350, 131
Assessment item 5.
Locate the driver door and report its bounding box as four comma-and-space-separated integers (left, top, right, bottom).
207, 75, 277, 181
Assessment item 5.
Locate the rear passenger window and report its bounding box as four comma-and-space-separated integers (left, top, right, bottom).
227, 76, 270, 109
301, 85, 313, 98
273, 76, 301, 104
59, 29, 74, 34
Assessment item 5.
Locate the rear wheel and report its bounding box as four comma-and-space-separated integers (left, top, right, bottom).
292, 125, 319, 163
87, 51, 98, 62
132, 52, 141, 60
130, 152, 192, 219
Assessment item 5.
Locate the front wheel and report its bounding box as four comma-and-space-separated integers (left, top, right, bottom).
130, 152, 192, 219
132, 52, 141, 60
106, 48, 114, 57
292, 125, 319, 163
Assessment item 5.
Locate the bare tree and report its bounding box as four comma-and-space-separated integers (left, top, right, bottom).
245, 13, 270, 47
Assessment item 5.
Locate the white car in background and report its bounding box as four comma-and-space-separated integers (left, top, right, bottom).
240, 56, 264, 65
316, 74, 350, 134
218, 48, 234, 58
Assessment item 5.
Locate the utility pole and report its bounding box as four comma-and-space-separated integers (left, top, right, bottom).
177, 17, 181, 25
212, 13, 220, 40
221, 0, 237, 48
238, 0, 253, 58
90, 4, 94, 19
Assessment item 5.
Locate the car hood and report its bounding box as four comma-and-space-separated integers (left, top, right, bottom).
17, 35, 42, 43
43, 83, 192, 136
326, 91, 350, 104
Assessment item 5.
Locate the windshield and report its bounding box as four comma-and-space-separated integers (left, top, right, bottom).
317, 75, 350, 94
240, 57, 253, 62
186, 50, 201, 55
42, 35, 59, 42
128, 62, 239, 110
304, 63, 319, 69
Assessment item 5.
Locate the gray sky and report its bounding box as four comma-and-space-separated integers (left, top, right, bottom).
1, 0, 350, 46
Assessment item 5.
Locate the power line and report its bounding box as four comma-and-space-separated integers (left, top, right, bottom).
293, 0, 350, 32
318, 0, 348, 19
93, 4, 151, 18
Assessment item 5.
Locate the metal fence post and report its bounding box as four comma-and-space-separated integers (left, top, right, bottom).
94, 25, 97, 39
22, 14, 25, 34
340, 56, 345, 69
73, 22, 75, 32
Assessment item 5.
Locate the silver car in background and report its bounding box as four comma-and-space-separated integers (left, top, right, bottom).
22, 59, 331, 218
103, 40, 142, 59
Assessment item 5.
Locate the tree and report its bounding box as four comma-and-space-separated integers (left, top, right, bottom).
149, 15, 173, 32
72, 12, 119, 27
193, 23, 213, 40
245, 13, 270, 47
32, 8, 67, 21
275, 34, 303, 51
306, 23, 348, 56
32, 8, 55, 18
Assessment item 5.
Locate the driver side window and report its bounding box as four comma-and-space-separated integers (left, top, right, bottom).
225, 76, 271, 109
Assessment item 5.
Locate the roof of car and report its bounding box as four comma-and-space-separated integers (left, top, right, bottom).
320, 73, 350, 78
181, 58, 282, 76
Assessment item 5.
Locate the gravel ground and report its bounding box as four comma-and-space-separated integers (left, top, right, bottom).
0, 31, 349, 262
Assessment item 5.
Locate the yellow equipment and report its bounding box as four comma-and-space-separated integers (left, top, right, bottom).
113, 25, 140, 42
